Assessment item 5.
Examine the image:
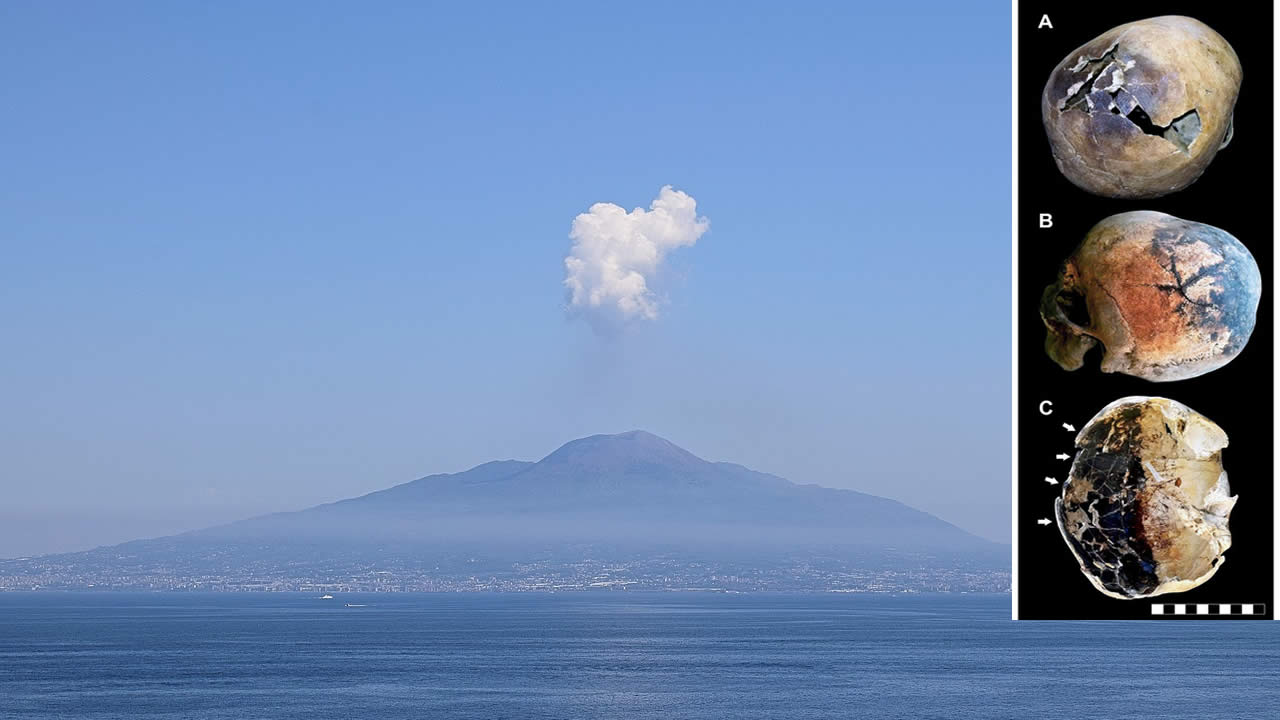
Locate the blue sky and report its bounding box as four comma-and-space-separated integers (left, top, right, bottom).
0, 1, 1010, 556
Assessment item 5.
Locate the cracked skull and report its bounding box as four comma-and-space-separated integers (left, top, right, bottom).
1057, 396, 1235, 599
1042, 16, 1241, 198
1041, 211, 1260, 382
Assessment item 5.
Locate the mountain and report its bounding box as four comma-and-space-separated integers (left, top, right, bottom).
200, 430, 986, 548
0, 431, 1008, 593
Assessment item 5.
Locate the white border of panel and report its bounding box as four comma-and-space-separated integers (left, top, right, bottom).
1016, 5, 1278, 623
1272, 6, 1278, 624
1010, 0, 1021, 621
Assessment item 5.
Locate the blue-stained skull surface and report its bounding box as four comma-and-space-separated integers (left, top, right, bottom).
1042, 16, 1241, 198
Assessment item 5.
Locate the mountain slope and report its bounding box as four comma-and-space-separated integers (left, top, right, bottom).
199, 430, 987, 550
0, 431, 1008, 592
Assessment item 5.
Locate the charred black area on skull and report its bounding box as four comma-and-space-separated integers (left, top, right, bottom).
1060, 447, 1160, 598
1076, 403, 1143, 450
1060, 404, 1162, 598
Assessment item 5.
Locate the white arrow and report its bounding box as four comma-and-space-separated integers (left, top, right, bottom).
1056, 453, 1070, 461
1044, 477, 1059, 485
1063, 423, 1075, 432
1037, 518, 1052, 526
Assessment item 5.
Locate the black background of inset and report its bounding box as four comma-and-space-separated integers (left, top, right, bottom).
1017, 6, 1274, 620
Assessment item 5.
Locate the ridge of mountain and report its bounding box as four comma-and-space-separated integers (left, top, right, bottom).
185, 430, 987, 550
0, 431, 1009, 592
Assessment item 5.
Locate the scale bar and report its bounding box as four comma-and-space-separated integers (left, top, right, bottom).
1151, 603, 1266, 616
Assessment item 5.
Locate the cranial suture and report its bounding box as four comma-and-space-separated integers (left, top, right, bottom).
1057, 397, 1235, 599
1041, 211, 1261, 382
1042, 16, 1241, 198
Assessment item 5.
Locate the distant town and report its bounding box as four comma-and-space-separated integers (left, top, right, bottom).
0, 553, 1009, 594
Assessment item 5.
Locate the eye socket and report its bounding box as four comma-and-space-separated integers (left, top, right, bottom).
1056, 288, 1092, 327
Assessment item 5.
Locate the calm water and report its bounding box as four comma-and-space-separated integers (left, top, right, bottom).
1, 592, 1276, 719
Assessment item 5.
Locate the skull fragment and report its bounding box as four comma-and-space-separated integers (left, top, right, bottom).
1057, 396, 1235, 599
1042, 16, 1241, 198
1041, 211, 1261, 382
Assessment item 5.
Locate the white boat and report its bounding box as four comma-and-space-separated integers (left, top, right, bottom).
319, 594, 334, 599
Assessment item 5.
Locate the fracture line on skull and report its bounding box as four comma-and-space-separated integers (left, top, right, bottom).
1059, 44, 1202, 153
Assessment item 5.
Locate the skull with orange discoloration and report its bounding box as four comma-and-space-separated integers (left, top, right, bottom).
1041, 211, 1261, 382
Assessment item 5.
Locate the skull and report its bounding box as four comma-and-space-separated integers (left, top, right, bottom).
1041, 211, 1261, 382
1057, 396, 1235, 599
1042, 16, 1241, 198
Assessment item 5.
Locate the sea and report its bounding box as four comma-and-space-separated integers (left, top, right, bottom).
1, 592, 1276, 719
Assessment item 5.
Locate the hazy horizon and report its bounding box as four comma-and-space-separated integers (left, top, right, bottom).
1, 2, 1009, 557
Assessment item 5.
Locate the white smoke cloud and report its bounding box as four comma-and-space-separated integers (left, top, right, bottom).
563, 186, 709, 328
